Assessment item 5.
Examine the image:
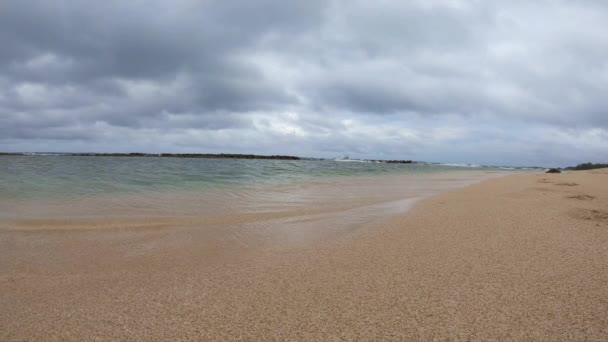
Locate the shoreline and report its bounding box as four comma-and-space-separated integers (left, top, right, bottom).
2, 170, 607, 340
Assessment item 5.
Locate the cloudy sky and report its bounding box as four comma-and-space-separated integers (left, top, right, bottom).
2, 0, 608, 166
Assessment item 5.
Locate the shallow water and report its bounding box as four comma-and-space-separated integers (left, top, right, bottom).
0, 156, 512, 246
0, 156, 505, 201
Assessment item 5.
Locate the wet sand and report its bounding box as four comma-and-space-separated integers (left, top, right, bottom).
1, 170, 608, 340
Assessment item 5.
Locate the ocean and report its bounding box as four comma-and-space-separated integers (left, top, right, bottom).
0, 155, 514, 239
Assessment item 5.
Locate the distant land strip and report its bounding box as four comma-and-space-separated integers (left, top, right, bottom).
0, 152, 302, 160
565, 162, 608, 171
0, 152, 421, 164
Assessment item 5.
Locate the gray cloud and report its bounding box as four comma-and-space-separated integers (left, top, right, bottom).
1, 0, 608, 166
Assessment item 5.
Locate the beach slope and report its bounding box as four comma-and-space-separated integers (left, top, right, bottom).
1, 170, 607, 340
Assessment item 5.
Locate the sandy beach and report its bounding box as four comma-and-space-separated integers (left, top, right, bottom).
1, 169, 607, 340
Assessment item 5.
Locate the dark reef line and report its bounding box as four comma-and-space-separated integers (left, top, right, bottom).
0, 152, 301, 160
0, 152, 420, 164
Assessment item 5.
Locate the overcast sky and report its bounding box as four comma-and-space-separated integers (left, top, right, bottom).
2, 0, 608, 166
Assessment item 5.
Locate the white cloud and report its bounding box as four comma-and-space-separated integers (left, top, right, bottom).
1, 0, 608, 166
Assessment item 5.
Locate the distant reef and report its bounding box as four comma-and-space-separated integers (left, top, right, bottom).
0, 152, 422, 164
384, 160, 413, 164
0, 152, 301, 160
75, 153, 302, 160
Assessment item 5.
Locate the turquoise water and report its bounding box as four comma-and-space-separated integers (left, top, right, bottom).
0, 156, 496, 202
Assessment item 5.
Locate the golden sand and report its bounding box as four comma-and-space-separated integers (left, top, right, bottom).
1, 170, 607, 340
